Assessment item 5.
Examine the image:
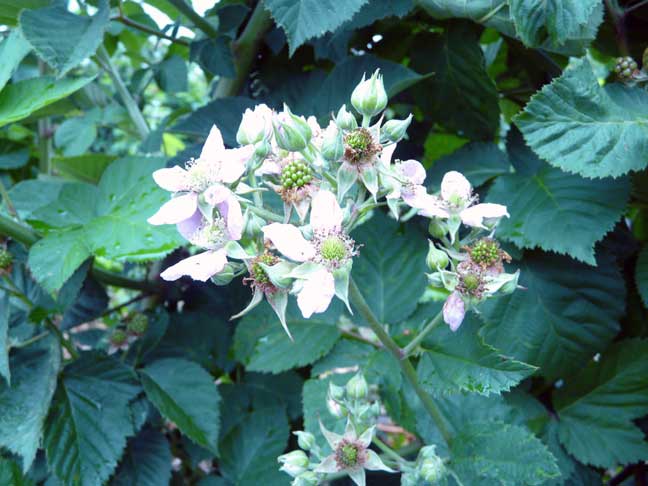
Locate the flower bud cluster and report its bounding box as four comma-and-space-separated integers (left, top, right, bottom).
109, 312, 150, 351
614, 48, 648, 85
326, 373, 380, 430
401, 445, 447, 485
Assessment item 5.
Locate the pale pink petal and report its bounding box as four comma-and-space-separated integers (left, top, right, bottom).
441, 171, 472, 202
160, 249, 227, 282
460, 203, 509, 228
147, 193, 198, 225
314, 455, 338, 474
297, 268, 335, 318
218, 145, 253, 183
177, 210, 203, 241
402, 187, 450, 219
379, 143, 397, 168
443, 291, 465, 331
220, 193, 243, 240
310, 190, 343, 232
262, 223, 316, 262
398, 159, 426, 185
200, 125, 226, 160
152, 166, 189, 192
256, 159, 282, 176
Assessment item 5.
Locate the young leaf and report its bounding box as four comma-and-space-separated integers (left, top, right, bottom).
44, 353, 140, 486
111, 428, 172, 486
0, 335, 60, 472
515, 58, 648, 178
553, 339, 648, 468
139, 358, 221, 454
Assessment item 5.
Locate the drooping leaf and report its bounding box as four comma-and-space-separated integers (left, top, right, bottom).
553, 339, 648, 468
140, 358, 221, 454
351, 211, 428, 324
417, 316, 537, 396
515, 58, 648, 178
451, 422, 560, 485
264, 0, 368, 54
44, 353, 140, 486
20, 0, 110, 77
233, 301, 341, 374
481, 252, 625, 379
0, 76, 94, 127
111, 428, 172, 486
0, 335, 60, 472
0, 29, 32, 92
219, 404, 289, 486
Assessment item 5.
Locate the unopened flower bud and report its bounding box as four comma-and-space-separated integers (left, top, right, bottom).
110, 329, 128, 346
321, 123, 344, 162
420, 457, 446, 483
278, 450, 309, 477
427, 272, 444, 287
328, 383, 345, 401
327, 398, 346, 418
210, 263, 236, 286
351, 69, 388, 118
293, 431, 316, 451
292, 471, 318, 486
273, 104, 312, 152
426, 240, 449, 270
336, 105, 358, 131
237, 104, 272, 146
443, 291, 465, 332
0, 248, 13, 270
428, 221, 447, 239
400, 471, 421, 486
382, 114, 412, 143
127, 313, 148, 335
254, 139, 272, 160
346, 373, 368, 400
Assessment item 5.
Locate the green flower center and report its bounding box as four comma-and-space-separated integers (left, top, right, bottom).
280, 160, 312, 189
127, 314, 149, 334
321, 236, 347, 261
471, 240, 500, 266
186, 159, 214, 192
462, 273, 480, 292
251, 253, 278, 286
345, 128, 372, 152
340, 444, 359, 467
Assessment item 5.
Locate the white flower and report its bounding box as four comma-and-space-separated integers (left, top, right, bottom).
237, 103, 273, 146
443, 291, 466, 331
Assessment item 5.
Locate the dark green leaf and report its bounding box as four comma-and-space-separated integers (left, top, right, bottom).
190, 38, 236, 78
155, 55, 188, 93
111, 428, 172, 486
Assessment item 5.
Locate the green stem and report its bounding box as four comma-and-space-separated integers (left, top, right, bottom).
0, 178, 17, 218
247, 170, 263, 207
0, 213, 158, 292
45, 317, 79, 359
96, 46, 150, 140
477, 2, 506, 23
167, 0, 219, 38
401, 310, 444, 357
373, 436, 407, 465
348, 278, 452, 446
246, 205, 284, 223
13, 331, 50, 349
213, 2, 273, 98
114, 15, 190, 46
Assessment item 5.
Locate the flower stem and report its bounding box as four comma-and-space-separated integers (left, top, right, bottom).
246, 205, 284, 223
401, 310, 444, 357
373, 436, 407, 466
13, 331, 50, 349
348, 278, 452, 446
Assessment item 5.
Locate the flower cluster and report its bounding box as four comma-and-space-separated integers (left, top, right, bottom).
147, 68, 518, 337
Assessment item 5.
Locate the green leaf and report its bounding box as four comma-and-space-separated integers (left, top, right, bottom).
44, 353, 141, 486
0, 458, 34, 486
155, 55, 188, 93
410, 22, 499, 139
635, 245, 648, 308
190, 38, 236, 78
54, 117, 97, 156
0, 76, 94, 127
487, 159, 630, 265
234, 301, 341, 373
417, 316, 537, 396
19, 0, 109, 77
52, 154, 117, 184
0, 292, 9, 384
140, 358, 221, 453
0, 0, 48, 26
515, 58, 648, 178
264, 0, 368, 54
351, 211, 427, 323
302, 374, 351, 451
111, 428, 172, 486
219, 404, 289, 486
0, 29, 31, 92
0, 335, 59, 472
481, 252, 625, 379
553, 339, 648, 468
28, 229, 91, 293
0, 148, 30, 169
451, 422, 560, 485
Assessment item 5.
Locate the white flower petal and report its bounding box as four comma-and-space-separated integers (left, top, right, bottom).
319, 420, 343, 449
460, 203, 509, 228
200, 125, 226, 160
147, 193, 198, 225
160, 249, 227, 282
348, 467, 366, 486
218, 145, 252, 183
296, 268, 335, 318
310, 190, 343, 232
176, 210, 203, 241
358, 425, 374, 448
398, 159, 426, 186
314, 455, 339, 474
379, 143, 397, 169
443, 291, 465, 331
441, 170, 472, 202
364, 450, 395, 472
152, 166, 189, 192
262, 223, 315, 262
256, 159, 282, 176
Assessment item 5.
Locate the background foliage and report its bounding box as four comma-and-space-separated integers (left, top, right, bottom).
0, 0, 647, 484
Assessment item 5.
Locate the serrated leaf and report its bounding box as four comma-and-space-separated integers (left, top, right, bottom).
0, 29, 31, 92
515, 58, 648, 178
111, 428, 172, 486
190, 38, 236, 78
635, 245, 648, 308
44, 353, 141, 486
553, 339, 648, 468
234, 301, 341, 373
140, 358, 221, 454
219, 404, 289, 486
20, 0, 109, 77
264, 0, 368, 54
487, 161, 630, 265
351, 211, 427, 324
0, 335, 59, 472
51, 154, 117, 185
417, 316, 536, 396
481, 252, 625, 380
0, 76, 94, 127
0, 458, 34, 486
451, 422, 560, 485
